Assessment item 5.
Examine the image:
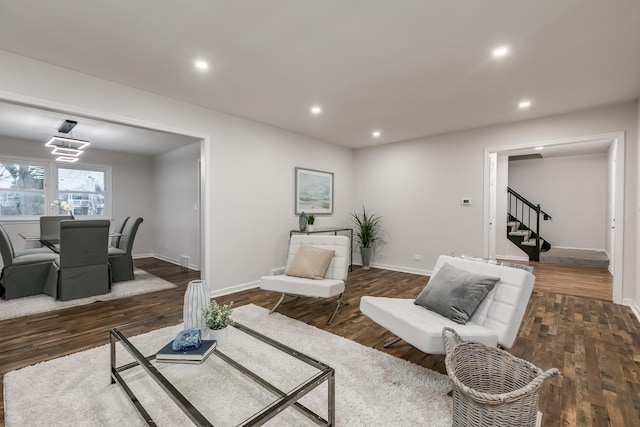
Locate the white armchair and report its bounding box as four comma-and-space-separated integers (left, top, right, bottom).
260, 234, 350, 325
360, 255, 535, 354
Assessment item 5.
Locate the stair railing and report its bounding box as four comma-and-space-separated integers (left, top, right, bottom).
507, 187, 552, 261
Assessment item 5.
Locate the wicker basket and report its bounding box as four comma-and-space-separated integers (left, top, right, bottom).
443, 328, 559, 427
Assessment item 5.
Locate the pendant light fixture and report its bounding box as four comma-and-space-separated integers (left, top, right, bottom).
45, 120, 90, 162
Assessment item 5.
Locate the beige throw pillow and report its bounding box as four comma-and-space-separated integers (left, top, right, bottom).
285, 245, 335, 279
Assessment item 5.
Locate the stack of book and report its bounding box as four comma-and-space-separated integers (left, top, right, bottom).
156, 339, 217, 364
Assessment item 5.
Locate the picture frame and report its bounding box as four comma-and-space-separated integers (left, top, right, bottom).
295, 167, 334, 215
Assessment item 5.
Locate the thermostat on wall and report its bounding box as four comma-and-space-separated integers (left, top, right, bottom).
461, 198, 472, 206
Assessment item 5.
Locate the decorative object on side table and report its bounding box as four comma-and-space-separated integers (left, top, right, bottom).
351, 206, 383, 270
156, 328, 217, 364
183, 280, 209, 336
204, 300, 233, 345
307, 215, 315, 231
298, 212, 308, 231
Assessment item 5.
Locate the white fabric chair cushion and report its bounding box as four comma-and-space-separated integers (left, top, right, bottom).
286, 235, 349, 281
359, 255, 535, 353
433, 256, 534, 348
360, 296, 498, 353
260, 274, 345, 298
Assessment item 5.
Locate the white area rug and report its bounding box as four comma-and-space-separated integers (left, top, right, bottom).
4, 304, 453, 426
0, 269, 176, 320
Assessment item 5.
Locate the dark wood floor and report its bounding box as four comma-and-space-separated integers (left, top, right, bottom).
1, 258, 636, 427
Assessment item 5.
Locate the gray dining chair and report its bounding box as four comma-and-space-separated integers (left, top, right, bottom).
110, 216, 130, 248
40, 215, 74, 242
108, 217, 143, 282
43, 219, 111, 301
0, 224, 58, 299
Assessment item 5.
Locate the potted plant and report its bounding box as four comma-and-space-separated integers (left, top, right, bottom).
51, 199, 74, 215
204, 300, 233, 345
351, 206, 383, 270
307, 214, 315, 231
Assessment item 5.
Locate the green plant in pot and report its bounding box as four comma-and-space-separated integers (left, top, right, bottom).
351, 206, 382, 270
204, 300, 233, 344
204, 300, 233, 330
307, 214, 315, 231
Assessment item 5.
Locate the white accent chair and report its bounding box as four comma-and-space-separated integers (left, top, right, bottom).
260, 234, 350, 325
360, 255, 535, 354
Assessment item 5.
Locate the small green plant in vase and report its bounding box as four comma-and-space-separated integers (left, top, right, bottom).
204, 301, 233, 344
307, 215, 315, 231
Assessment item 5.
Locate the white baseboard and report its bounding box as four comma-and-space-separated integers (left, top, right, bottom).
623, 298, 640, 324
369, 262, 431, 276
146, 253, 200, 271
209, 281, 260, 298
496, 254, 529, 262
551, 245, 607, 252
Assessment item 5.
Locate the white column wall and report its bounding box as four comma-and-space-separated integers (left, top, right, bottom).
153, 143, 202, 269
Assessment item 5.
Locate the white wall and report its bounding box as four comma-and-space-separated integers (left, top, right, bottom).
606, 143, 615, 259
353, 101, 638, 303
508, 153, 607, 251
153, 142, 201, 269
495, 156, 517, 259
0, 135, 154, 256
211, 117, 354, 289
636, 98, 640, 313
1, 50, 639, 307
0, 50, 354, 293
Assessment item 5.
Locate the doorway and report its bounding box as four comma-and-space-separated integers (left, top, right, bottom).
0, 95, 208, 277
483, 132, 625, 304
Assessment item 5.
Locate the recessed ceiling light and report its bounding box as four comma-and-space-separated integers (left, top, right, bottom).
310, 105, 322, 115
194, 60, 209, 70
492, 46, 510, 58
518, 100, 532, 109
372, 130, 381, 138
535, 146, 544, 151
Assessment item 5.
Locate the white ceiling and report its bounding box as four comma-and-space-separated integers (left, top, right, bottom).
500, 138, 614, 160
0, 0, 639, 153
0, 102, 201, 156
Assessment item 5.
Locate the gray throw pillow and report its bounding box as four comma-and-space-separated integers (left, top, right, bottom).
414, 262, 500, 324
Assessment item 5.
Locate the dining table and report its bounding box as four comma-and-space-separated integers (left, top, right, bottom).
19, 232, 123, 254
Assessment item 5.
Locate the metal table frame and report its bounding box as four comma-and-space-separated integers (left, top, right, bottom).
110, 311, 335, 426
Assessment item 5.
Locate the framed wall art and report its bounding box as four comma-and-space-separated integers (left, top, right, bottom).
295, 167, 333, 215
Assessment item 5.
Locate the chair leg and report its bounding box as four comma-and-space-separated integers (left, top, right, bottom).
383, 336, 402, 348
270, 293, 287, 314
326, 293, 348, 325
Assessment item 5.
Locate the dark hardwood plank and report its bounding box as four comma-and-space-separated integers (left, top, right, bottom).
1, 258, 636, 427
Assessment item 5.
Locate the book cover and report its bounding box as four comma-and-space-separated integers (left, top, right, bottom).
156, 339, 217, 363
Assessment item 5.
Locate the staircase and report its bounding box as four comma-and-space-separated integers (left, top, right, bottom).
507, 187, 552, 262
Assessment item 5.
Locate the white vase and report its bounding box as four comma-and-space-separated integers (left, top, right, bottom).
208, 327, 229, 345
307, 224, 315, 231
183, 280, 209, 333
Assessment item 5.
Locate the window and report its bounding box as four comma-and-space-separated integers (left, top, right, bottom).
56, 167, 106, 216
0, 159, 109, 219
0, 161, 46, 216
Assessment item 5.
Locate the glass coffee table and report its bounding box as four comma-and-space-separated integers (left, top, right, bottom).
110, 311, 335, 426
